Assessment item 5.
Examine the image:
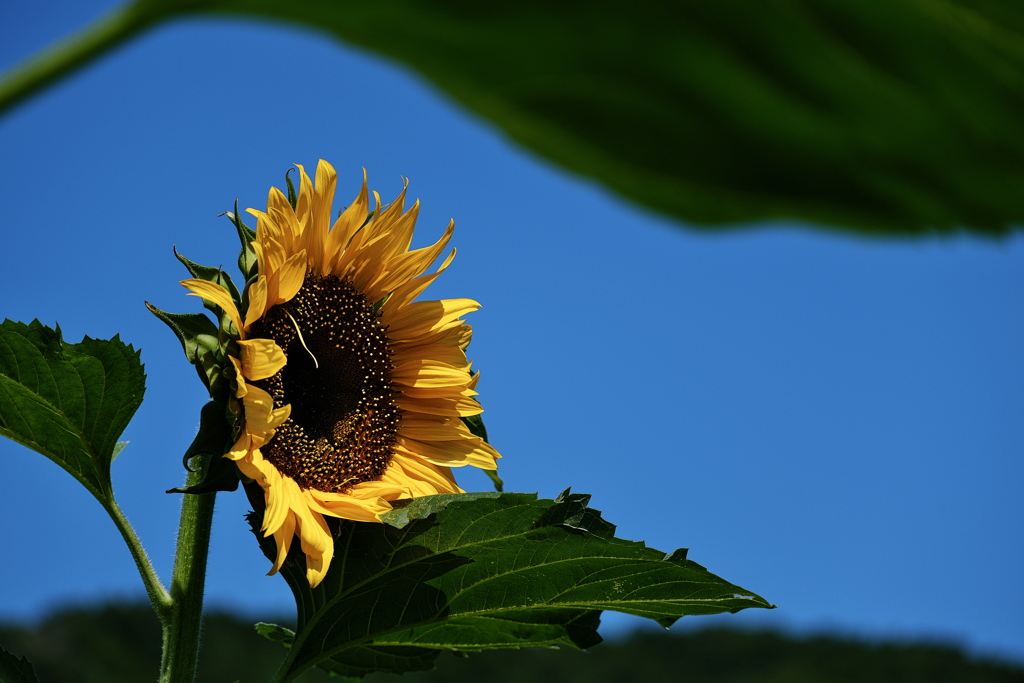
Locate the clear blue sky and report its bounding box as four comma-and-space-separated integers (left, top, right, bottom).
2, 0, 1023, 667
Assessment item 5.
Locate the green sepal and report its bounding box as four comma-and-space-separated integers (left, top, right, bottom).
144, 302, 224, 396
285, 168, 298, 210
228, 199, 258, 281
174, 247, 241, 303
483, 469, 504, 492
144, 302, 220, 362
461, 413, 502, 492
194, 348, 230, 400
461, 413, 488, 442
173, 248, 243, 338
0, 644, 40, 683
167, 400, 238, 494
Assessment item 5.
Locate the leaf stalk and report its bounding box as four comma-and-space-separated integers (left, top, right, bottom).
0, 1, 165, 118
104, 498, 173, 621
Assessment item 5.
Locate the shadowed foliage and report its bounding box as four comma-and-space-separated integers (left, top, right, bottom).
1, 603, 1022, 683
4, 1, 1024, 235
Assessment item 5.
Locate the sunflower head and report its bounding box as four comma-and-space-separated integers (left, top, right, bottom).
151, 161, 500, 586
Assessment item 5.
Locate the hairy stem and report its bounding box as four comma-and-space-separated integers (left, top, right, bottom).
159, 467, 217, 683
105, 499, 172, 621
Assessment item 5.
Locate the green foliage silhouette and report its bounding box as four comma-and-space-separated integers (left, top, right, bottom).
1, 603, 1021, 683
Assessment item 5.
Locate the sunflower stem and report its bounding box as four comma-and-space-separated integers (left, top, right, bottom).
105, 499, 172, 620
160, 468, 217, 683
0, 0, 172, 118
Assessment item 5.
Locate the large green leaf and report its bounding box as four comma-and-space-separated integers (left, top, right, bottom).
251, 489, 772, 681
4, 0, 1022, 235
0, 320, 146, 502
195, 0, 1024, 235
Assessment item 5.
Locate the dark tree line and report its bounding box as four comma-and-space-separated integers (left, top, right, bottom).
1, 603, 1022, 683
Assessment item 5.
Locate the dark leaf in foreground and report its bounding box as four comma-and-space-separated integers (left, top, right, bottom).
6, 1, 1024, 234
197, 0, 1024, 236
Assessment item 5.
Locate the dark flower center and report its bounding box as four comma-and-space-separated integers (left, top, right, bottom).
249, 273, 399, 493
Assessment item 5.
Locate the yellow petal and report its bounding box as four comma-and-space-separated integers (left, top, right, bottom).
363, 219, 453, 303
294, 495, 333, 587
262, 463, 297, 535
385, 455, 462, 495
392, 359, 474, 389
308, 487, 394, 522
400, 384, 479, 399
244, 275, 268, 329
395, 394, 484, 418
395, 435, 499, 470
228, 355, 248, 398
242, 385, 291, 446
268, 198, 303, 257
369, 192, 416, 262
181, 279, 242, 334
384, 298, 480, 342
390, 340, 471, 372
271, 249, 308, 307
307, 160, 337, 271
237, 338, 287, 380
226, 432, 251, 461
294, 164, 317, 267
399, 417, 474, 441
383, 248, 457, 312
268, 512, 296, 575
324, 169, 370, 274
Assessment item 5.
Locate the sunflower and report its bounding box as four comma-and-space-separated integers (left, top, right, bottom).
180, 161, 500, 587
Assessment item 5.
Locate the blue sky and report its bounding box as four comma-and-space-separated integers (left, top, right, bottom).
2, 0, 1023, 667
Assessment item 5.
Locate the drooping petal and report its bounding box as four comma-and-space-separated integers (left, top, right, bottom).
244, 275, 268, 329
237, 338, 287, 380
268, 512, 296, 575
181, 279, 242, 334
241, 386, 291, 448
383, 454, 462, 496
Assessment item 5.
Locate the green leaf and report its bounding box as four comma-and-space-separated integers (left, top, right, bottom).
0, 320, 146, 502
0, 645, 39, 683
187, 0, 1024, 236
4, 1, 1024, 234
7, 0, 1023, 234
252, 489, 772, 681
